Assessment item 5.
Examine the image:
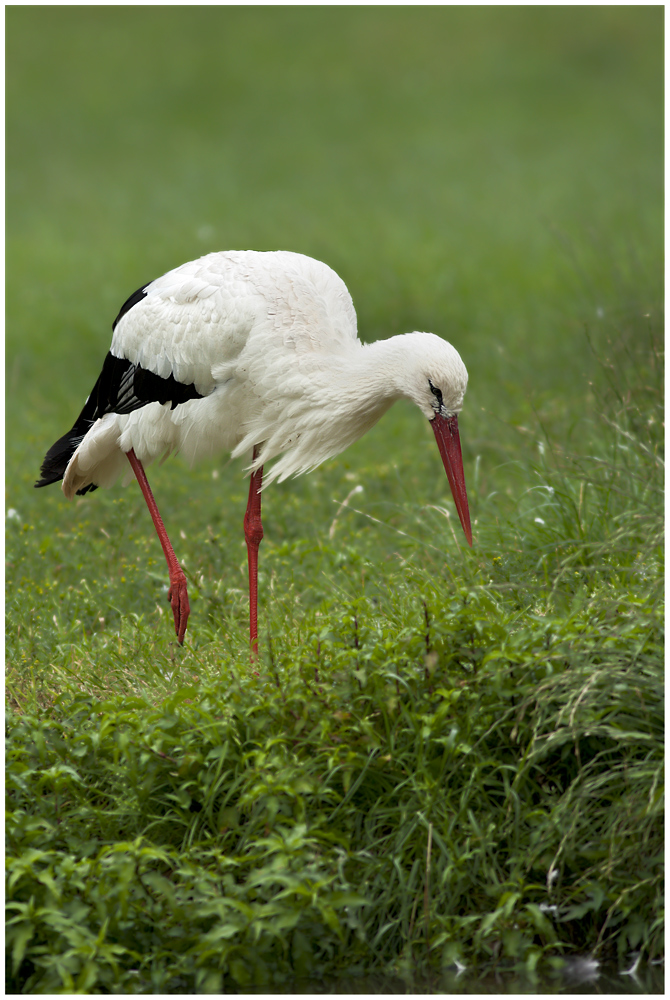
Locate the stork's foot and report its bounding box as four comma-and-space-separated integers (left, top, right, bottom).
167, 570, 190, 644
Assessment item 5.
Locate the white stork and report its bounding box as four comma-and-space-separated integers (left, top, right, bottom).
36, 251, 472, 652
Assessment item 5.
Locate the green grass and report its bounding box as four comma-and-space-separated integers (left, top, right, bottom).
6, 7, 663, 993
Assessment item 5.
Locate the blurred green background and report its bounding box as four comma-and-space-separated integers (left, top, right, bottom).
8, 6, 661, 421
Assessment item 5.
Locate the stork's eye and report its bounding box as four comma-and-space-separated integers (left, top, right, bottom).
428, 379, 443, 408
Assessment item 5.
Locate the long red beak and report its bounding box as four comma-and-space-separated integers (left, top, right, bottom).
430, 413, 472, 546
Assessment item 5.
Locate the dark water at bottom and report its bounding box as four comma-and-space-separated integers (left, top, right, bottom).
225, 959, 664, 994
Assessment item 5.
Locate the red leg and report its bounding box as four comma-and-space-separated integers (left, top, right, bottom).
244, 447, 264, 655
126, 449, 190, 644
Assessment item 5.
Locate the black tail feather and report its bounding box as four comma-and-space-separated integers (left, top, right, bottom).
36, 345, 205, 491
35, 424, 90, 488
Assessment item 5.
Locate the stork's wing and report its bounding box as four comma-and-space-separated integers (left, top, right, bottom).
111, 251, 360, 387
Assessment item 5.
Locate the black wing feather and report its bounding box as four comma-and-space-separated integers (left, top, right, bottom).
36, 285, 206, 492
112, 283, 149, 330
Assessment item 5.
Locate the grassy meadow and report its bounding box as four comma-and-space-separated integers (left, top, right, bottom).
6, 7, 663, 993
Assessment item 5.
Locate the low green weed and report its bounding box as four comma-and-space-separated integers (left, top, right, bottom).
7, 372, 663, 988
7, 322, 663, 992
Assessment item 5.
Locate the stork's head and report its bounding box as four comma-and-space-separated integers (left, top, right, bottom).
394, 331, 468, 418
396, 332, 472, 546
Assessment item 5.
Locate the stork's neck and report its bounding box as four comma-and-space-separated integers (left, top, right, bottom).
339, 333, 426, 405
361, 333, 421, 386
316, 336, 411, 418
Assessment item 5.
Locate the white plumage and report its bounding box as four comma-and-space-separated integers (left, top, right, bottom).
37, 250, 472, 649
